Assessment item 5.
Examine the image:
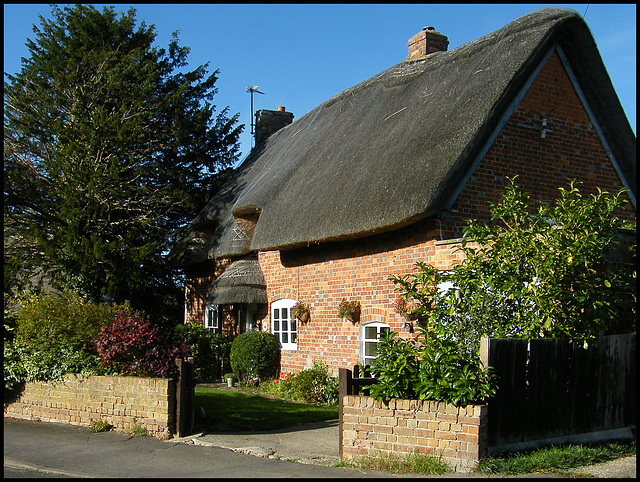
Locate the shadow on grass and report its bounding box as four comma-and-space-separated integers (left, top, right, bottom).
194, 386, 338, 433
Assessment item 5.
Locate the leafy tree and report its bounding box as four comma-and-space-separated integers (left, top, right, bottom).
392, 178, 635, 358
4, 5, 242, 323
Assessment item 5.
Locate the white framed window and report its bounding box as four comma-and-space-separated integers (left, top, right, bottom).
271, 299, 297, 351
360, 322, 390, 367
204, 304, 221, 334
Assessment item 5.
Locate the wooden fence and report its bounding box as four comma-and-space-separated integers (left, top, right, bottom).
485, 333, 636, 450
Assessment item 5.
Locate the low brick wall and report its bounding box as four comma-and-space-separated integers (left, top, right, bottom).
4, 374, 175, 438
341, 395, 488, 472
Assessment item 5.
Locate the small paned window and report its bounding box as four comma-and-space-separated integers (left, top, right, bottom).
271, 299, 297, 351
360, 322, 390, 367
204, 304, 221, 334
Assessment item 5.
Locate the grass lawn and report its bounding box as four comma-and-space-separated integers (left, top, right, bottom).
194, 386, 338, 432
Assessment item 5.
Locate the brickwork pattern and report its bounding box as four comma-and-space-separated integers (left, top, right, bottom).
4, 374, 175, 438
341, 395, 488, 472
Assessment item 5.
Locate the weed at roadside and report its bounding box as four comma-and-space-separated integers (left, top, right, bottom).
129, 418, 149, 436
346, 451, 450, 475
89, 420, 112, 433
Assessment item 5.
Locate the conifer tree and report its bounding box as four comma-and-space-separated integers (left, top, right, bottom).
4, 5, 242, 323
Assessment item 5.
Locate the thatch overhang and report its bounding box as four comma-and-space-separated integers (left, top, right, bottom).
206, 258, 267, 305
172, 8, 635, 267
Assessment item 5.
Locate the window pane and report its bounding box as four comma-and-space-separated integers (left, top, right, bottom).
365, 341, 378, 357
291, 333, 297, 343
273, 309, 280, 319
291, 319, 297, 332
365, 326, 377, 340
282, 332, 288, 343
274, 320, 279, 332
281, 308, 288, 319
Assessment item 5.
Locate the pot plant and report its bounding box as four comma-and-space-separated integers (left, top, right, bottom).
291, 301, 311, 323
338, 299, 361, 323
224, 373, 236, 388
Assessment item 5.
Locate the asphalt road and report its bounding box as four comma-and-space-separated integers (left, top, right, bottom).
5, 417, 635, 478
3, 417, 397, 478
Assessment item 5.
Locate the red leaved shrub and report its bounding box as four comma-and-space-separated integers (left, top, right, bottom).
97, 309, 191, 378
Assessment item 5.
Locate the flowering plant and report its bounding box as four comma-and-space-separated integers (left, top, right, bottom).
394, 296, 423, 321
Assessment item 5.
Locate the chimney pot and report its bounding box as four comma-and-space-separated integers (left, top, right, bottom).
408, 26, 449, 59
254, 107, 294, 146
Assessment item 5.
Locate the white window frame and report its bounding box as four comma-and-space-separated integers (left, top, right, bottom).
204, 304, 221, 333
359, 322, 390, 367
271, 299, 298, 351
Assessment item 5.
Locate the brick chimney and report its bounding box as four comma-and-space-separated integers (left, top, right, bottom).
408, 26, 449, 59
254, 106, 294, 145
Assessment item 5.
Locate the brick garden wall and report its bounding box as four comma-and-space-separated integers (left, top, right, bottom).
4, 374, 175, 439
341, 395, 487, 472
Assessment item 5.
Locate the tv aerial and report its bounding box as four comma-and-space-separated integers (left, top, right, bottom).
246, 85, 265, 145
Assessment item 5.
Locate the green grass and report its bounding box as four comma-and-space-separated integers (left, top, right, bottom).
477, 440, 636, 476
194, 386, 338, 432
344, 451, 450, 475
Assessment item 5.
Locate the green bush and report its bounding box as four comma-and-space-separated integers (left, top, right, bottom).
5, 291, 120, 391
230, 331, 280, 383
370, 329, 496, 406
15, 290, 117, 353
173, 322, 232, 382
292, 361, 339, 405
257, 362, 339, 405
369, 331, 419, 401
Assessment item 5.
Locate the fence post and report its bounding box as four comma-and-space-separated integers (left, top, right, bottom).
338, 368, 352, 459
175, 357, 195, 438
480, 336, 490, 369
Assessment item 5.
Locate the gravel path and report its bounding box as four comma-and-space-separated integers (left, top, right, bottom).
567, 454, 636, 478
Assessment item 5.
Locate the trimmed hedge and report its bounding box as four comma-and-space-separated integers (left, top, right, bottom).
230, 331, 280, 383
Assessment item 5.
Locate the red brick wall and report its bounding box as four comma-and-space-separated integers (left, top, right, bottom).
445, 51, 634, 238
185, 50, 635, 375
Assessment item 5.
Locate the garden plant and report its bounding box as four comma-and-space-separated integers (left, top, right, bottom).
229, 331, 281, 383
372, 178, 635, 406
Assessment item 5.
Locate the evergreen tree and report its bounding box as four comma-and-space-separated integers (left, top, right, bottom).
4, 5, 242, 324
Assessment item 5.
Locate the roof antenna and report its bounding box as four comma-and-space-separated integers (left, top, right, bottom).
582, 4, 589, 19
246, 85, 265, 147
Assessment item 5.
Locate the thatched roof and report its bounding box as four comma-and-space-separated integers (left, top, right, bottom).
171, 8, 635, 267
206, 258, 267, 304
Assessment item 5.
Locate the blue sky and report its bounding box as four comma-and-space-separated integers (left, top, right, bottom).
4, 4, 636, 163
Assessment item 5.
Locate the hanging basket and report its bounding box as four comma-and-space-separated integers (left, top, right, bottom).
291, 301, 311, 323
338, 299, 361, 324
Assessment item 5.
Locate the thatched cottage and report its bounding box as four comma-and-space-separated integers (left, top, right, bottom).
170, 8, 636, 374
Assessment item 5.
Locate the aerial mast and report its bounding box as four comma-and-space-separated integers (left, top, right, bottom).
246, 85, 265, 147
